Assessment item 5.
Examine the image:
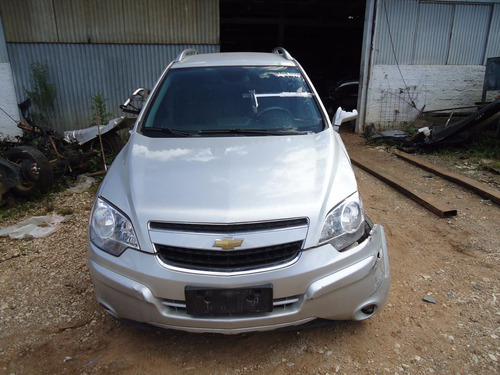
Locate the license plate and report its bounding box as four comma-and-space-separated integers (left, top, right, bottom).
185, 284, 273, 316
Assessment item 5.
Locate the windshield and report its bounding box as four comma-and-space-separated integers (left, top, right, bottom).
141, 66, 324, 136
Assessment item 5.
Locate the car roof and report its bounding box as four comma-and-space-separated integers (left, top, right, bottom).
171, 52, 297, 69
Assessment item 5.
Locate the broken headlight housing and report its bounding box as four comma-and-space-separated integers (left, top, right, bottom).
90, 197, 139, 256
319, 192, 365, 251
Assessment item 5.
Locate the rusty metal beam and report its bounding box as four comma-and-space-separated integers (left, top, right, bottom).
394, 151, 500, 206
350, 154, 457, 218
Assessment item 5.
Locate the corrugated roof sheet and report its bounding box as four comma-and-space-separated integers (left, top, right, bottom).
412, 2, 454, 65
0, 14, 8, 62
0, 0, 219, 44
448, 4, 491, 65
374, 0, 500, 66
484, 3, 500, 63
374, 0, 419, 65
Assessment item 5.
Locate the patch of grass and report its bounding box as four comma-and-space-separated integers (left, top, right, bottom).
428, 131, 500, 161
44, 203, 55, 213
58, 208, 74, 216
18, 244, 32, 254
0, 199, 41, 222
0, 208, 16, 220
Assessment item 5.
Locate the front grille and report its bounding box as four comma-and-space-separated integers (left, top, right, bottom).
149, 218, 308, 233
156, 241, 302, 272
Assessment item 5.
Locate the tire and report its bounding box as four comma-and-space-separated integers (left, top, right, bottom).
84, 132, 124, 155
3, 146, 54, 197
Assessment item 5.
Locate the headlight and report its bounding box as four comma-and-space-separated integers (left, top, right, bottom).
319, 193, 365, 251
90, 197, 139, 256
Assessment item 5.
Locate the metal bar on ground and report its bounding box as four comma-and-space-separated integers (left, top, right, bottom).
394, 151, 500, 205
421, 104, 485, 113
350, 154, 457, 218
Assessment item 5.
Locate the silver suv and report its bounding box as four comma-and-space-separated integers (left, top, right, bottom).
87, 48, 390, 334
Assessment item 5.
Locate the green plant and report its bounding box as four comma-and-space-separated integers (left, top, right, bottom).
25, 62, 57, 129
428, 131, 500, 160
44, 203, 55, 213
91, 92, 112, 126
18, 244, 31, 254
58, 207, 74, 216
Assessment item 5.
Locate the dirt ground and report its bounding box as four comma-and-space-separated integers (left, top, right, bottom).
0, 132, 499, 375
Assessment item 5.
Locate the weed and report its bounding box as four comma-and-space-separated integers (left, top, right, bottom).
44, 203, 55, 213
24, 62, 57, 129
86, 148, 118, 173
18, 244, 31, 254
0, 208, 15, 220
59, 208, 74, 216
428, 131, 500, 161
91, 92, 113, 126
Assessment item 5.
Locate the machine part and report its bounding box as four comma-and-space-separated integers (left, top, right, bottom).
0, 157, 22, 204
82, 132, 124, 155
3, 146, 54, 197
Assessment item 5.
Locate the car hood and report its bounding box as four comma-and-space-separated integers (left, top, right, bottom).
100, 130, 358, 250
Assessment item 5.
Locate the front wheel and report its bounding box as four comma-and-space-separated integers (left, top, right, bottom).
3, 146, 54, 197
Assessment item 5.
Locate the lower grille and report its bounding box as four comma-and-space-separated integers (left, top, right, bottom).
162, 295, 300, 313
156, 241, 302, 272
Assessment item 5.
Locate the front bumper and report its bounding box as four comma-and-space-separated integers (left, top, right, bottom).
87, 224, 390, 334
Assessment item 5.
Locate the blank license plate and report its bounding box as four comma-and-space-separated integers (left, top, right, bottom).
185, 284, 273, 316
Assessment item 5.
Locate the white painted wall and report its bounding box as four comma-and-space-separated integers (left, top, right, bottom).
0, 62, 21, 138
365, 65, 499, 130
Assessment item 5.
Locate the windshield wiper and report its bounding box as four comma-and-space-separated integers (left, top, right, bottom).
197, 128, 307, 136
250, 90, 258, 114
142, 127, 195, 137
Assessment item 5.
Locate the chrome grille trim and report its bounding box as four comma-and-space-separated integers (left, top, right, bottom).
157, 254, 301, 276
149, 218, 309, 233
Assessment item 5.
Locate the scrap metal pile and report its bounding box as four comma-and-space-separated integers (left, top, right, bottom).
372, 98, 500, 151
0, 99, 133, 204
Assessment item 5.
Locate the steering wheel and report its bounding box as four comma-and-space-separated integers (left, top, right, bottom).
256, 107, 294, 126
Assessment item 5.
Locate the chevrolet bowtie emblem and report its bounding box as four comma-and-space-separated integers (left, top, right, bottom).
213, 237, 244, 250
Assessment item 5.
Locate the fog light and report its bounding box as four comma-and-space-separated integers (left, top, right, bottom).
361, 304, 377, 315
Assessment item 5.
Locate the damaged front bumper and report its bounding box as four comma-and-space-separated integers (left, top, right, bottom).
87, 224, 390, 334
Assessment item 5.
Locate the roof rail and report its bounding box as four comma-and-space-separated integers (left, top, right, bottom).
174, 48, 198, 62
272, 47, 293, 60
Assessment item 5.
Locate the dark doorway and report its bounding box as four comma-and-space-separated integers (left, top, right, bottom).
220, 0, 366, 114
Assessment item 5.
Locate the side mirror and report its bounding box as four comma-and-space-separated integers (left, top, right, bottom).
332, 107, 358, 132
120, 88, 150, 115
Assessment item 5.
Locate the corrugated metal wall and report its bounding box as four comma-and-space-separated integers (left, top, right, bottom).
0, 0, 219, 132
7, 44, 219, 132
0, 15, 8, 63
374, 0, 500, 65
0, 0, 219, 44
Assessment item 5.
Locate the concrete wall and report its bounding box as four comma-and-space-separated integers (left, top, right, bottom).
0, 62, 20, 139
365, 65, 499, 130
0, 11, 20, 139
